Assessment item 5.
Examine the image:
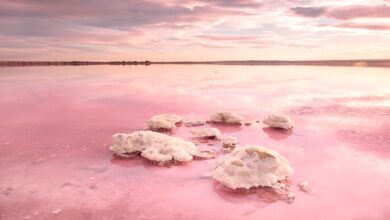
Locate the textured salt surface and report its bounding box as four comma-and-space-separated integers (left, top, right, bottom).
110, 131, 199, 164
212, 146, 294, 190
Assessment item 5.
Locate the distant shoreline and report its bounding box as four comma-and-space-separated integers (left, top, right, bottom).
1, 59, 390, 67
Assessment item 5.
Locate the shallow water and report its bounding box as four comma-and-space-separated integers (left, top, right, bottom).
0, 65, 389, 220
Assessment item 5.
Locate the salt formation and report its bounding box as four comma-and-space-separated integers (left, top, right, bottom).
212, 146, 294, 189
210, 112, 243, 125
147, 114, 183, 131
190, 128, 221, 139
222, 136, 238, 149
184, 120, 205, 127
110, 130, 211, 164
263, 114, 293, 130
298, 180, 311, 193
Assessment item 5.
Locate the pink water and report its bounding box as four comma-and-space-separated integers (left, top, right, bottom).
0, 65, 389, 220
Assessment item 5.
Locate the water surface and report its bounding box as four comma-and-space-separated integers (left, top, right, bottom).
0, 65, 389, 220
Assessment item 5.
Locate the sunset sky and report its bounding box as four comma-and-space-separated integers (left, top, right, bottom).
1, 0, 390, 61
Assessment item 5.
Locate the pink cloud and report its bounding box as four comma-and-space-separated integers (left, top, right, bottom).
291, 5, 390, 20
290, 6, 327, 17
197, 35, 261, 41
328, 5, 390, 20
336, 22, 390, 30
1, 0, 390, 60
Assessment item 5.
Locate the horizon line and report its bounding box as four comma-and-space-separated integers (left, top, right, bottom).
1, 59, 389, 68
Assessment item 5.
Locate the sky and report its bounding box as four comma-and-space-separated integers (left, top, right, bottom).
0, 0, 390, 61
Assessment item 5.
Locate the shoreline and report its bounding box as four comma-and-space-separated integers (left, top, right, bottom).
1, 59, 390, 67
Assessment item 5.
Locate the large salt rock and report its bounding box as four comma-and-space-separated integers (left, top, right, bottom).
110, 130, 205, 164
210, 112, 243, 125
147, 114, 183, 131
263, 114, 293, 130
212, 146, 294, 189
190, 128, 221, 139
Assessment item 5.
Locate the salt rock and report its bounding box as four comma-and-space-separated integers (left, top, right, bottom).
110, 130, 207, 164
298, 180, 311, 193
190, 128, 221, 139
222, 136, 238, 149
210, 112, 243, 125
184, 120, 205, 127
147, 114, 183, 131
263, 114, 293, 130
212, 146, 294, 189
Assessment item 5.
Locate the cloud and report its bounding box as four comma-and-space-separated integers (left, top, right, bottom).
327, 5, 390, 20
197, 35, 261, 41
290, 4, 390, 31
336, 22, 390, 30
291, 5, 390, 20
291, 6, 327, 17
208, 0, 263, 8
0, 0, 389, 60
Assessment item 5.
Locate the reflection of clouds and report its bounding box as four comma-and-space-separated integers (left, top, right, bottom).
330, 144, 390, 173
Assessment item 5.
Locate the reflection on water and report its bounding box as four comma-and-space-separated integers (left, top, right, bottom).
0, 65, 389, 220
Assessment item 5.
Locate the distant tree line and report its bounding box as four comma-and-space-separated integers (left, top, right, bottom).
0, 60, 152, 67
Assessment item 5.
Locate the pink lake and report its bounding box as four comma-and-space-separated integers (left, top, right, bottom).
0, 65, 389, 220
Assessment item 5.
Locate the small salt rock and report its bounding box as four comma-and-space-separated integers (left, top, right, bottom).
298, 180, 311, 192
184, 120, 205, 127
193, 150, 216, 159
210, 112, 243, 125
244, 122, 252, 126
263, 114, 293, 130
147, 114, 183, 131
286, 192, 295, 204
190, 128, 221, 139
51, 208, 62, 215
222, 136, 238, 149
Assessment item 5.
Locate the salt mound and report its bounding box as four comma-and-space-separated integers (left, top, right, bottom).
147, 114, 183, 131
263, 114, 293, 130
190, 128, 221, 139
210, 112, 243, 125
212, 146, 294, 189
110, 130, 209, 164
222, 136, 238, 149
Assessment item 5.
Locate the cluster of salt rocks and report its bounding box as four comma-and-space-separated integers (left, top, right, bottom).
110, 112, 308, 203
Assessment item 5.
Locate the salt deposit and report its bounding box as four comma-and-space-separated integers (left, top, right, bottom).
212, 146, 294, 189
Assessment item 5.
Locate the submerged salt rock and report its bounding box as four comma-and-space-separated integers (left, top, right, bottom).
263, 114, 293, 130
190, 128, 221, 139
110, 131, 200, 164
184, 120, 205, 127
210, 112, 243, 125
193, 150, 216, 159
222, 136, 238, 149
147, 114, 183, 131
212, 146, 294, 189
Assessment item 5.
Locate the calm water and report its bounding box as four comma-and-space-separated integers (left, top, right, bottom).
0, 65, 389, 220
